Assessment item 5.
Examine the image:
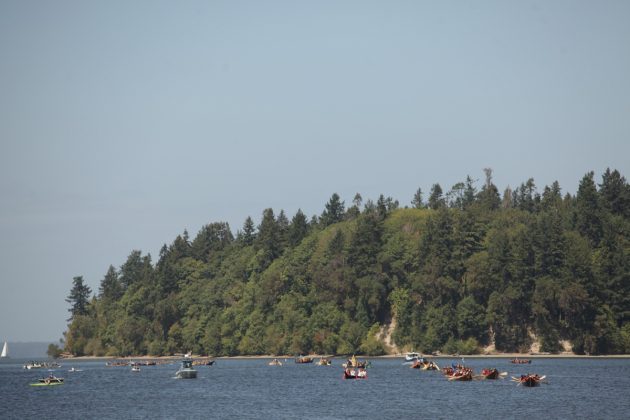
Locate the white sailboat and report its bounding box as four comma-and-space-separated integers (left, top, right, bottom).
1, 341, 8, 358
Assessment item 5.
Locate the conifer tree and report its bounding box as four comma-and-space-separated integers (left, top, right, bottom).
66, 276, 92, 321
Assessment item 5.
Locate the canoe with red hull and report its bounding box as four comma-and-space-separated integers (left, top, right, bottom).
343, 368, 368, 379
519, 374, 542, 387
481, 368, 499, 379
446, 368, 473, 381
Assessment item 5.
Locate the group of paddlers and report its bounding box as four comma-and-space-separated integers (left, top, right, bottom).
411, 360, 439, 370
444, 366, 474, 381
343, 367, 368, 379
516, 373, 544, 387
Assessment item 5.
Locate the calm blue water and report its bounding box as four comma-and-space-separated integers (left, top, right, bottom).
1, 357, 629, 419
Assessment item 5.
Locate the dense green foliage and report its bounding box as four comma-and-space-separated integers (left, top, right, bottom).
64, 169, 630, 356
47, 343, 63, 359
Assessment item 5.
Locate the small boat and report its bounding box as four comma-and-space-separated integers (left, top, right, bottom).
24, 361, 61, 370
131, 366, 141, 372
1, 341, 8, 358
31, 374, 64, 386
480, 368, 500, 379
68, 367, 83, 373
510, 358, 531, 364
269, 358, 283, 366
421, 361, 439, 371
175, 359, 197, 379
342, 355, 369, 369
411, 359, 439, 370
317, 357, 332, 366
295, 356, 314, 364
442, 367, 455, 376
24, 361, 42, 369
447, 371, 473, 381
446, 367, 474, 381
343, 368, 368, 380
405, 352, 421, 362
513, 374, 545, 387
192, 359, 215, 366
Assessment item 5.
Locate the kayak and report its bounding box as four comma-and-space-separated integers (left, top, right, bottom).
30, 382, 64, 387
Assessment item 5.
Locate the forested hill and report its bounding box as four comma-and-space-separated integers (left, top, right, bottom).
64, 169, 630, 357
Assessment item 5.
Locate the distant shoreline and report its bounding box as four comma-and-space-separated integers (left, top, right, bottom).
61, 353, 630, 361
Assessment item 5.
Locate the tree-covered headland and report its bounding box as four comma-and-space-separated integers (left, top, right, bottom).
64, 169, 630, 356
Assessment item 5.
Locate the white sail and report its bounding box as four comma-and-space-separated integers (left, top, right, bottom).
1, 341, 7, 358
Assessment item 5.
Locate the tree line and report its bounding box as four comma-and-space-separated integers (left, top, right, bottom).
64, 168, 630, 356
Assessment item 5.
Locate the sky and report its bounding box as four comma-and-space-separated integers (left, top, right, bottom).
1, 0, 629, 342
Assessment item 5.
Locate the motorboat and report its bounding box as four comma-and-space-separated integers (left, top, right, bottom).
131, 366, 141, 372
405, 352, 421, 362
175, 359, 197, 379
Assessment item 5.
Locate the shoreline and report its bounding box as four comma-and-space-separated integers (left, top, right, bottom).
61, 353, 630, 361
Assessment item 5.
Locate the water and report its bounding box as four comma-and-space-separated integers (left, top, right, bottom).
1, 358, 629, 419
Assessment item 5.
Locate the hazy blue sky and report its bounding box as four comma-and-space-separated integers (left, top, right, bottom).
1, 0, 629, 342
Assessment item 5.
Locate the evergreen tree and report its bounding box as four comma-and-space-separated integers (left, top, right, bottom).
190, 222, 233, 262
428, 184, 445, 210
321, 193, 345, 226
276, 210, 290, 252
241, 216, 256, 245
411, 188, 424, 209
99, 265, 122, 301
288, 209, 309, 247
119, 250, 153, 290
256, 208, 281, 268
463, 176, 477, 208
514, 178, 537, 212
477, 168, 501, 210
447, 182, 466, 209
347, 193, 363, 219
502, 186, 514, 209
66, 276, 92, 321
575, 171, 603, 246
599, 168, 630, 218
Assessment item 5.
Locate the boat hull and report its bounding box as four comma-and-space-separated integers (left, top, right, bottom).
30, 382, 64, 387
343, 371, 367, 380
176, 370, 197, 379
521, 377, 540, 387
447, 374, 473, 381
482, 369, 499, 379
